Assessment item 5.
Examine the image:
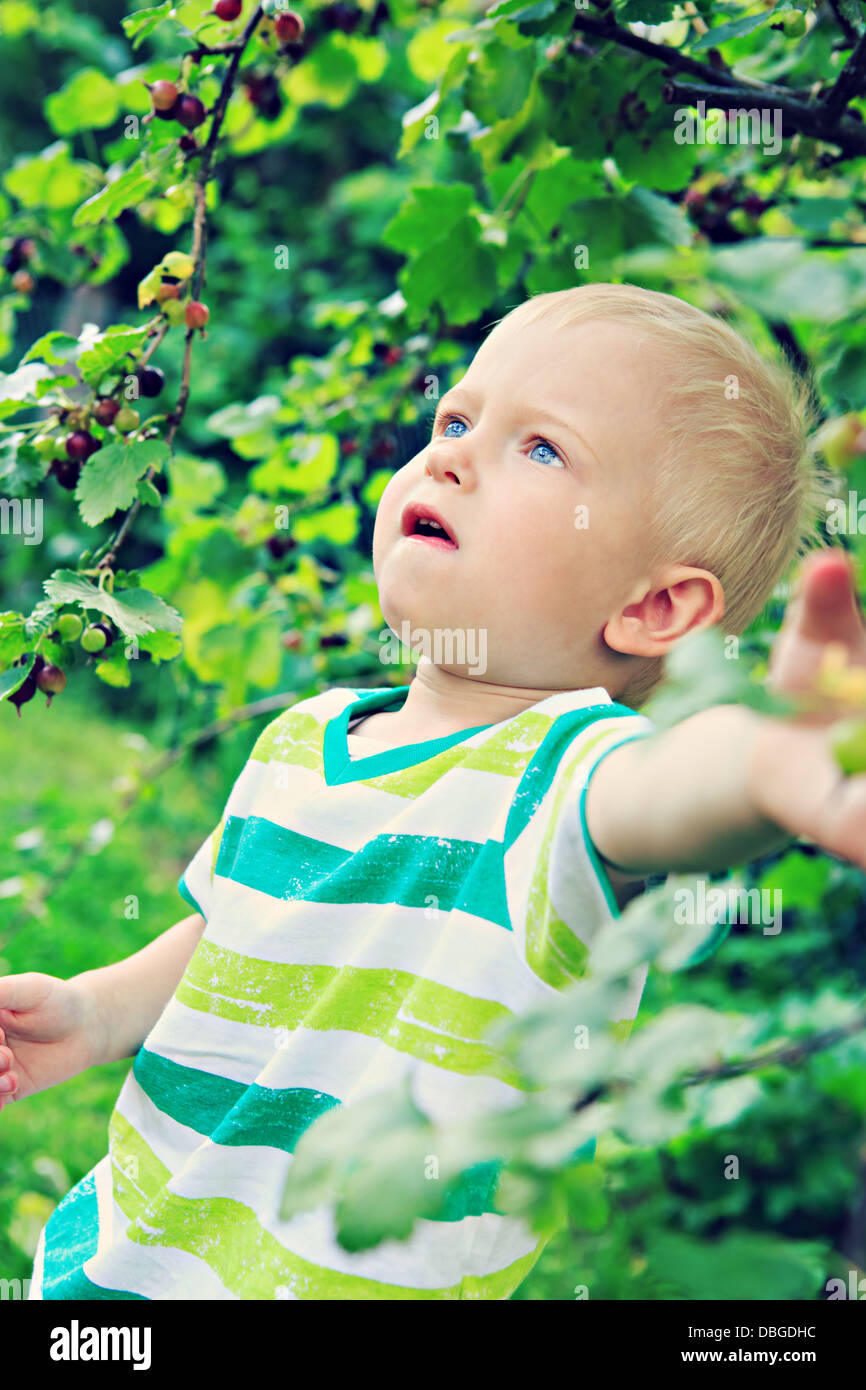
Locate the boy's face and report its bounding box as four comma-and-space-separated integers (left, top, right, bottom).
372, 316, 666, 689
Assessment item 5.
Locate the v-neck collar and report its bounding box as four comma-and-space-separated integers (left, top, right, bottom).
322, 685, 495, 786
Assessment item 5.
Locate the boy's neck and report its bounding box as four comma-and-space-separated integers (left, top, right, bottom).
372, 659, 588, 742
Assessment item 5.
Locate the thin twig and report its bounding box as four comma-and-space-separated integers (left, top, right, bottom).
823, 27, 866, 121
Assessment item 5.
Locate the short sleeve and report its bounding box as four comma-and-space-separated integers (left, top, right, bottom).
504, 711, 657, 1000
177, 818, 225, 922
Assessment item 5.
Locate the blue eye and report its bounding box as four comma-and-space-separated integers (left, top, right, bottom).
529, 439, 564, 467
435, 415, 564, 468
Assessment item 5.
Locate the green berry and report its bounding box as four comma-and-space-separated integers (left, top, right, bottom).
114, 407, 140, 433
163, 297, 187, 326
81, 626, 107, 653
56, 613, 83, 641
830, 718, 866, 776
33, 434, 58, 461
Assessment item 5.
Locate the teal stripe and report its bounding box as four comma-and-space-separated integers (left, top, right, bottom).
578, 730, 657, 917
133, 1048, 505, 1221
178, 874, 204, 917
504, 702, 643, 851
216, 814, 511, 927
323, 685, 494, 785
42, 1169, 148, 1301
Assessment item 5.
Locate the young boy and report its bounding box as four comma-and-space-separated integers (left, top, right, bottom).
4, 283, 866, 1300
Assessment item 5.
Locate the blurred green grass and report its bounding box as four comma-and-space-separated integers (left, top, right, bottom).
0, 687, 239, 1287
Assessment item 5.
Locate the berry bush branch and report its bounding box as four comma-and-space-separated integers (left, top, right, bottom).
97, 5, 266, 573
571, 4, 866, 160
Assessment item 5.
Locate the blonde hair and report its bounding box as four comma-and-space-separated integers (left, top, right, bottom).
490, 283, 835, 709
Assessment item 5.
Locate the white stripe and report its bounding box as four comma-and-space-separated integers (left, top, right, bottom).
114, 1079, 538, 1291
143, 1001, 527, 1120
229, 758, 523, 845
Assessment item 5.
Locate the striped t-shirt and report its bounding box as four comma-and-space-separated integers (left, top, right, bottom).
30, 681, 658, 1301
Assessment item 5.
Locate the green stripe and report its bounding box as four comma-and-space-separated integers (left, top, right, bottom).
176, 939, 528, 1088
132, 1048, 502, 1221
109, 1111, 547, 1300
216, 814, 511, 929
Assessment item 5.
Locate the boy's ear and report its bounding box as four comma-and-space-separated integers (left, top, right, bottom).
603, 565, 725, 658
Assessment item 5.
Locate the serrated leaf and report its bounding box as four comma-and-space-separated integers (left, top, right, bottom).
20, 332, 80, 366
76, 325, 151, 388
73, 152, 171, 228
42, 570, 182, 637
74, 440, 169, 525
121, 0, 172, 48
382, 183, 475, 255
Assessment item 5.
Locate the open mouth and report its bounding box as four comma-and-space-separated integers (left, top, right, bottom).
401, 503, 458, 549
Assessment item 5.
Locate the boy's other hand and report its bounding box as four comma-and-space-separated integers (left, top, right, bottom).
749, 548, 866, 870
0, 972, 105, 1111
767, 548, 866, 708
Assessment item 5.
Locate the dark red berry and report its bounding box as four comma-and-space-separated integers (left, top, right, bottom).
275, 9, 304, 43
266, 534, 296, 559
213, 0, 242, 17
179, 134, 199, 152
320, 633, 348, 649
65, 430, 100, 462
12, 270, 34, 293
341, 437, 358, 454
50, 457, 81, 490
3, 249, 23, 274
371, 434, 397, 460
383, 346, 403, 366
136, 366, 165, 398
175, 95, 207, 130
9, 672, 37, 716
93, 397, 120, 426
36, 663, 66, 706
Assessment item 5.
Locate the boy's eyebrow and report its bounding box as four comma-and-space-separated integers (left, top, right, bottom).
432, 390, 602, 469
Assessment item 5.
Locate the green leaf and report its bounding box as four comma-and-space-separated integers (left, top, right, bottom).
0, 656, 35, 702
3, 141, 95, 211
45, 69, 121, 136
121, 0, 172, 48
138, 630, 182, 662
690, 9, 775, 52
42, 570, 182, 637
76, 325, 151, 388
250, 434, 339, 496
646, 1230, 828, 1300
292, 501, 359, 545
72, 151, 172, 227
137, 478, 162, 507
464, 39, 536, 124
94, 658, 131, 687
74, 441, 169, 526
399, 216, 498, 325
283, 32, 359, 108
21, 331, 81, 366
382, 183, 475, 254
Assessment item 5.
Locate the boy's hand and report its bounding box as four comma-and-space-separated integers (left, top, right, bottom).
749, 548, 866, 870
0, 972, 106, 1112
767, 548, 866, 708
